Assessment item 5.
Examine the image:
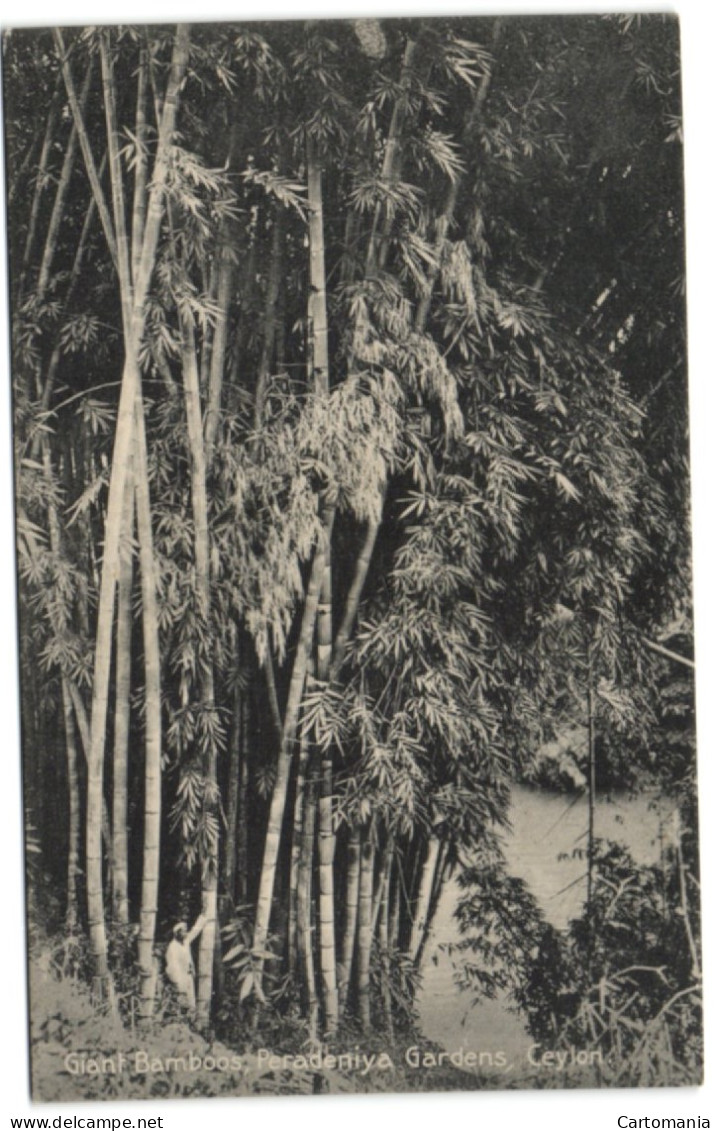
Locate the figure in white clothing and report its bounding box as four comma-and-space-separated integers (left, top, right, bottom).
165, 912, 206, 1012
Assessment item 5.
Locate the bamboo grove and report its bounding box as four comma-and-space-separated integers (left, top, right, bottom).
5, 16, 696, 1056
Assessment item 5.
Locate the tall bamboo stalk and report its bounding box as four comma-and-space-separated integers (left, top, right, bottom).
61, 678, 81, 931
223, 655, 242, 911
316, 613, 338, 1031
41, 442, 81, 931
357, 835, 375, 1030
253, 146, 288, 431
377, 836, 394, 1032
388, 859, 401, 950
133, 393, 163, 1020
236, 691, 250, 903
330, 501, 384, 680
306, 134, 329, 392
111, 472, 134, 926
587, 662, 596, 911
416, 840, 447, 968
179, 311, 217, 1027
288, 722, 309, 974
365, 38, 418, 274
305, 127, 340, 1034
297, 752, 319, 1036
65, 678, 113, 861
338, 826, 361, 1012
58, 22, 190, 994
251, 508, 334, 977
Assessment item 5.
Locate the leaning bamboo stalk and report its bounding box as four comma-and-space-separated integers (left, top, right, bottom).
37, 160, 105, 418
53, 29, 118, 269
100, 32, 134, 334
130, 47, 149, 288
330, 498, 384, 679
408, 835, 441, 964
42, 445, 110, 922
415, 840, 447, 969
135, 27, 191, 304
8, 125, 41, 208
37, 61, 94, 301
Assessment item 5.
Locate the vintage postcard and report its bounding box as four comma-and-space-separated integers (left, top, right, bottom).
2, 13, 701, 1102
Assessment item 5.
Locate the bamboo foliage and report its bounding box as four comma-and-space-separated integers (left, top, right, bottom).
8, 18, 696, 1072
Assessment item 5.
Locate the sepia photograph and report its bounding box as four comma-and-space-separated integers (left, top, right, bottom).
0, 1, 714, 1118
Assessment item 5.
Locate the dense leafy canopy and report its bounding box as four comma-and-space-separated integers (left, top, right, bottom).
4, 13, 698, 1093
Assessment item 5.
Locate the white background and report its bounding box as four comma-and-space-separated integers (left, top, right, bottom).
1, 2, 718, 1128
